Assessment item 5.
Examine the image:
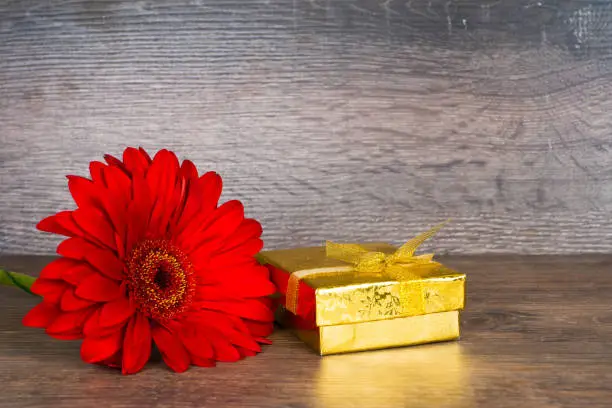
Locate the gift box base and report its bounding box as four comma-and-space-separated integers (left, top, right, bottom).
284, 310, 460, 355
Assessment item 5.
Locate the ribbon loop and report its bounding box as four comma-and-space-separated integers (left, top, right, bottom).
387, 220, 449, 263
355, 251, 387, 273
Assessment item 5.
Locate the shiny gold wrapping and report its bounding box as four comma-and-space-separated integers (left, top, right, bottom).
282, 310, 460, 355
259, 243, 465, 327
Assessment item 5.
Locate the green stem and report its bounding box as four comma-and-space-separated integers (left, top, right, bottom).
0, 268, 37, 295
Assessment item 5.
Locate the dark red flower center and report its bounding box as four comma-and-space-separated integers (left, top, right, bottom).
126, 239, 196, 321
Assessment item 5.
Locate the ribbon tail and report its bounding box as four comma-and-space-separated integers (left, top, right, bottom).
285, 274, 301, 315
412, 253, 435, 263
386, 264, 429, 316
392, 220, 450, 260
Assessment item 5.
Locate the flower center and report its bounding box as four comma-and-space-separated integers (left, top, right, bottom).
125, 239, 196, 321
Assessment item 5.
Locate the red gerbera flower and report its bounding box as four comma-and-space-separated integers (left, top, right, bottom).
23, 147, 275, 374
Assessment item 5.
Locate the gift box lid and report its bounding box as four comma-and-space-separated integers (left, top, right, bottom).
259, 242, 466, 327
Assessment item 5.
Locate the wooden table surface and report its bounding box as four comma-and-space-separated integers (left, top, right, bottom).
1, 255, 611, 407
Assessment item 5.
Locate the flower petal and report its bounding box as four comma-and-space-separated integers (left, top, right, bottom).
67, 175, 98, 209
152, 325, 190, 373
81, 331, 124, 364
46, 307, 94, 335
104, 154, 129, 175
244, 320, 275, 338
187, 311, 261, 352
72, 207, 117, 251
195, 299, 274, 322
83, 308, 127, 337
237, 346, 257, 358
37, 211, 76, 237
60, 288, 95, 311
97, 350, 122, 369
147, 150, 180, 236
195, 261, 270, 285
138, 147, 152, 163
122, 314, 152, 375
99, 296, 136, 327
62, 263, 95, 285
22, 302, 59, 328
76, 273, 121, 302
196, 275, 276, 300
100, 165, 131, 238
208, 237, 264, 269
190, 356, 215, 367
179, 326, 213, 359
218, 218, 263, 253
180, 159, 198, 181
123, 147, 150, 176
167, 160, 200, 230
89, 161, 106, 183
85, 250, 124, 281
183, 200, 244, 256
206, 330, 241, 362
31, 278, 68, 300
39, 258, 79, 280
58, 237, 124, 280
125, 173, 153, 254
45, 287, 70, 305
49, 331, 82, 340
174, 171, 222, 237
39, 211, 116, 252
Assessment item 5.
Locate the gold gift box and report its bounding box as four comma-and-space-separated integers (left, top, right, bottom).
259, 242, 466, 355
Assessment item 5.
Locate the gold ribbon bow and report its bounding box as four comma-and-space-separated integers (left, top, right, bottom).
285, 221, 449, 316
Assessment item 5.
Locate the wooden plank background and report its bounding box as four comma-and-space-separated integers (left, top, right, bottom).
2, 0, 612, 255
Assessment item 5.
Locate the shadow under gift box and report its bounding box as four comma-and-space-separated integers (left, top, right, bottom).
258, 243, 466, 355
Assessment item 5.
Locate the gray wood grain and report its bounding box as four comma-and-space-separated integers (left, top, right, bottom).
2, 0, 612, 255
2, 254, 612, 407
